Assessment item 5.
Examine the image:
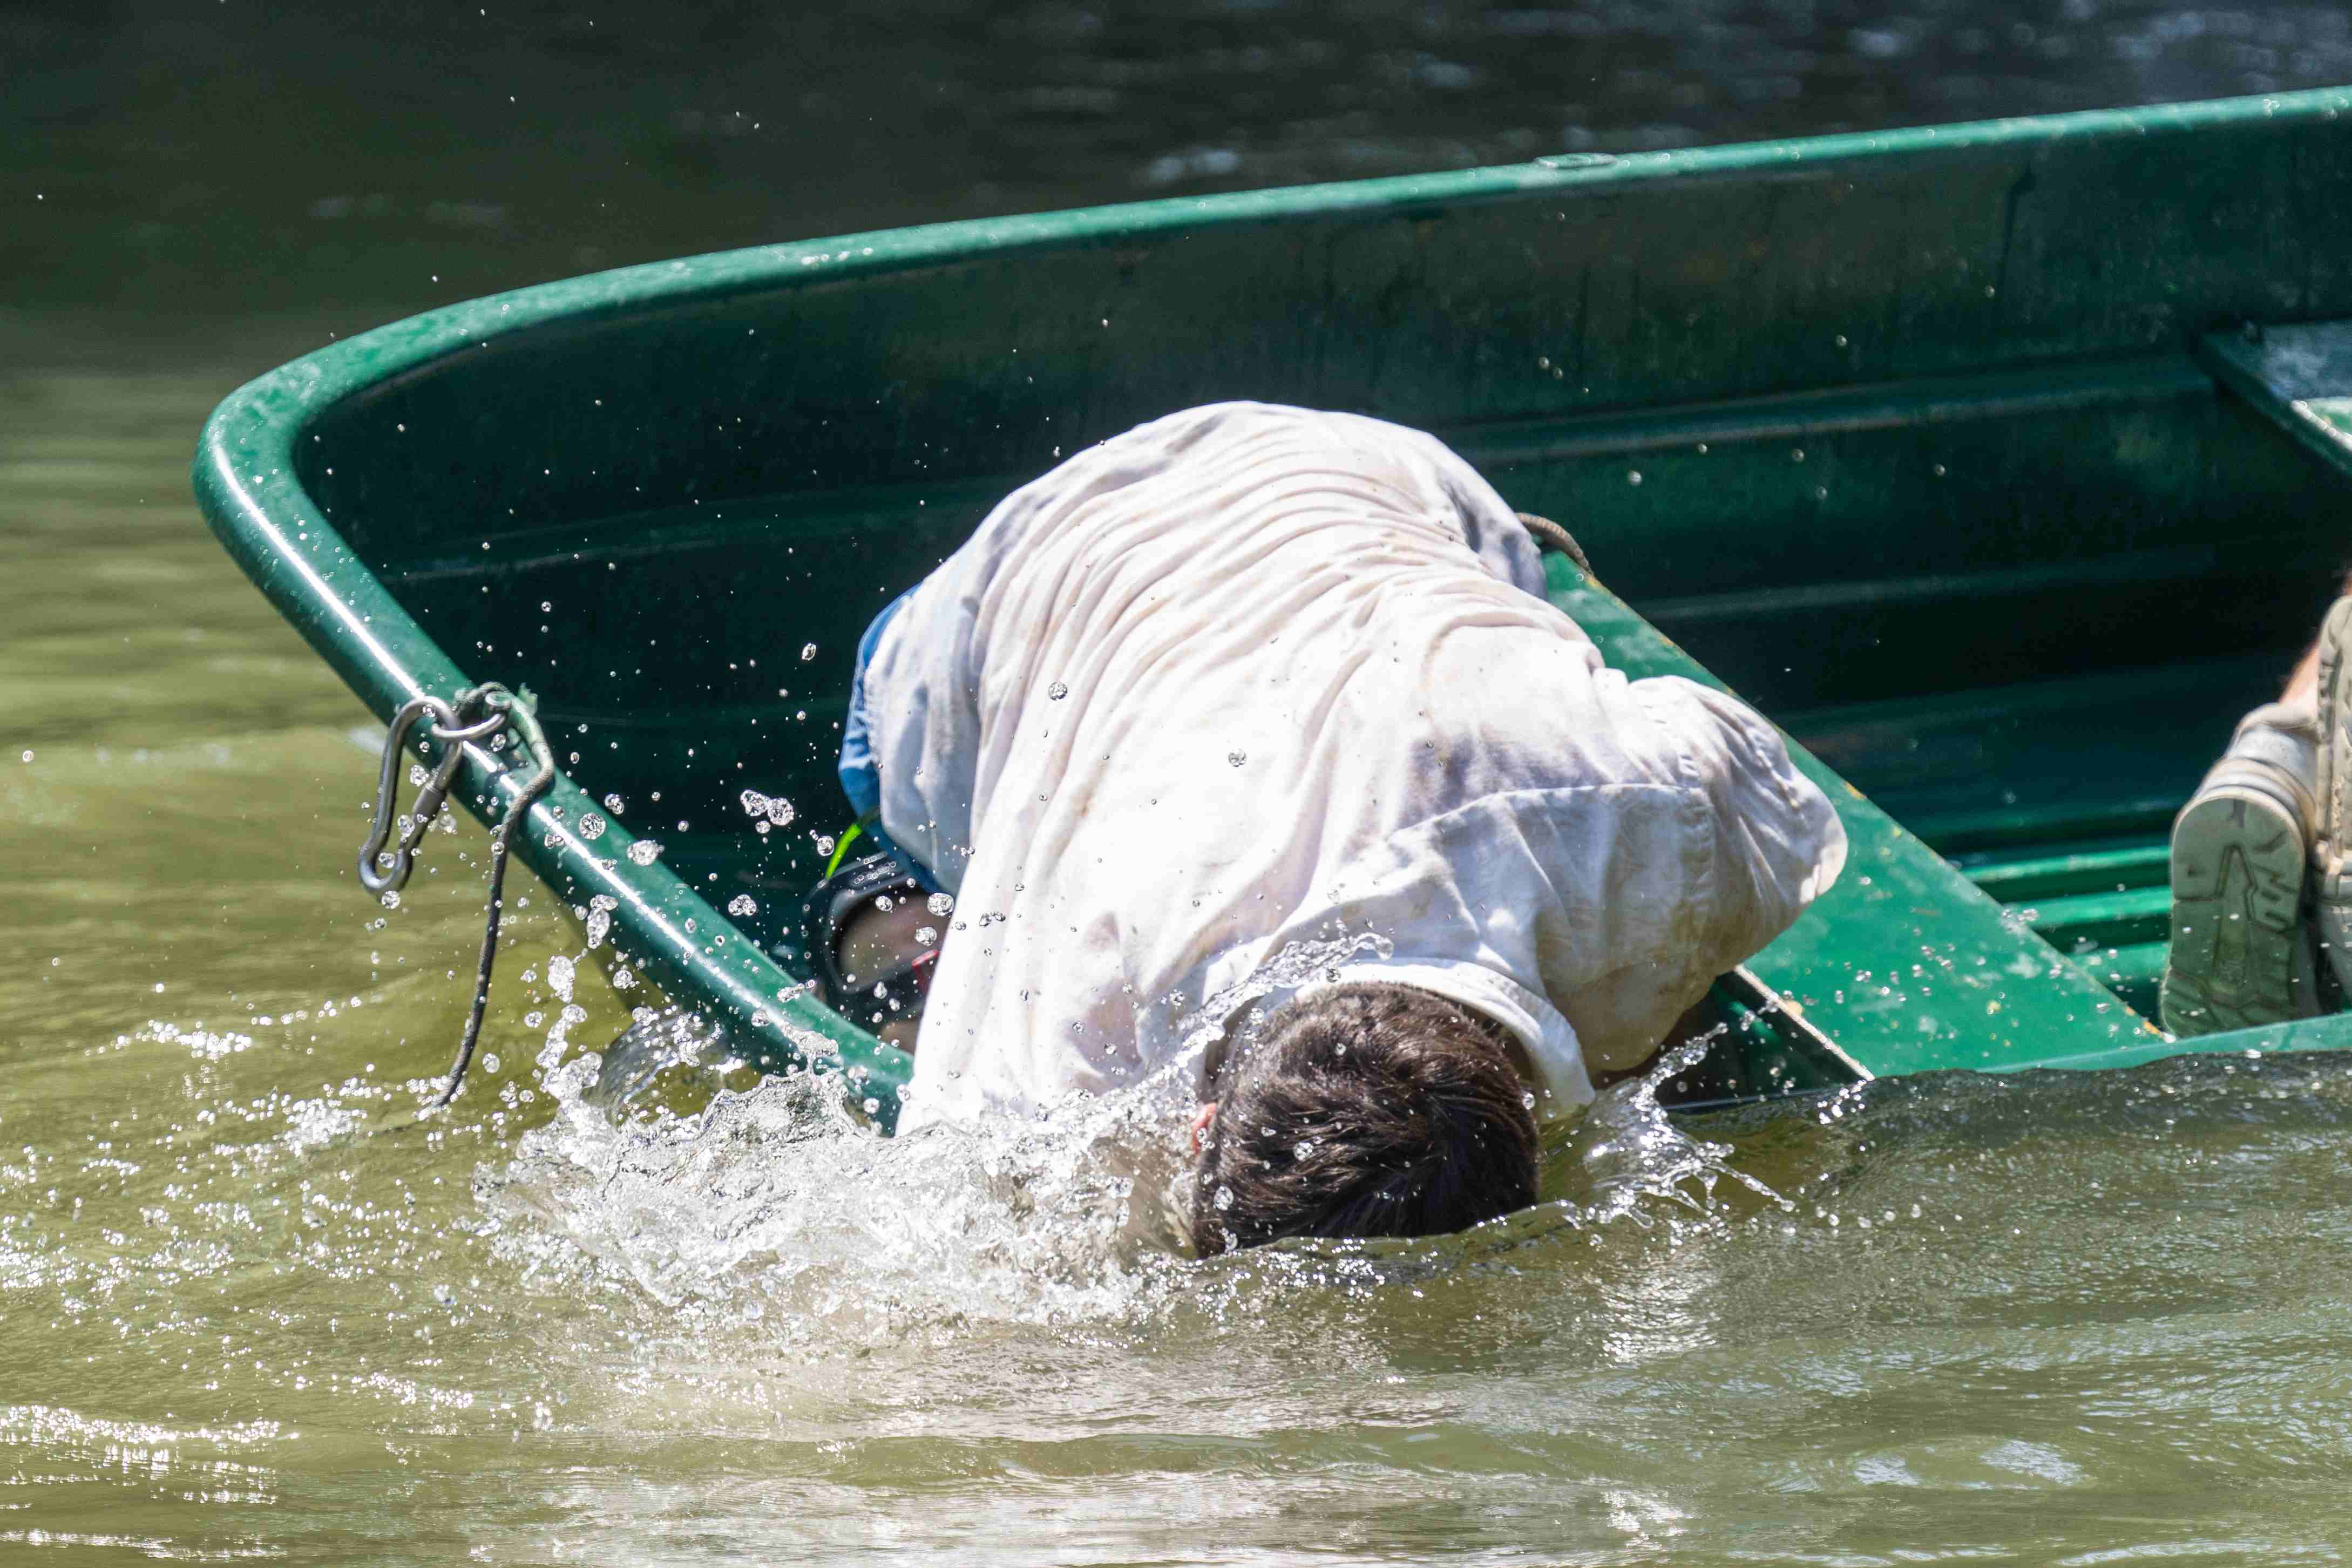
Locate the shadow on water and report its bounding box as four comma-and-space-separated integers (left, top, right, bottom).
10, 0, 2352, 325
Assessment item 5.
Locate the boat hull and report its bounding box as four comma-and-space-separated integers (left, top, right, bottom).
193, 86, 2352, 1126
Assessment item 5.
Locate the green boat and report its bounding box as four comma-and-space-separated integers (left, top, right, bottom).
194, 86, 2352, 1130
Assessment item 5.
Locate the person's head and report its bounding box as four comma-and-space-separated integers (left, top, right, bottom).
1188, 982, 1540, 1256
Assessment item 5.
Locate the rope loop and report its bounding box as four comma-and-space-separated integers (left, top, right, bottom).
1515, 512, 1594, 576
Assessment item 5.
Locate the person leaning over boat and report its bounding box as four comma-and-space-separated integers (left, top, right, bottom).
799, 402, 1847, 1254
2164, 583, 2352, 1035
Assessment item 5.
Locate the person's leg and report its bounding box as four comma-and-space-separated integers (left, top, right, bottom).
2308, 587, 2352, 1001
2159, 586, 2344, 1036
2267, 568, 2352, 711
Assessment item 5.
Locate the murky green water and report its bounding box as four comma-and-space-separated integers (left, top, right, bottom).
16, 4, 2352, 1562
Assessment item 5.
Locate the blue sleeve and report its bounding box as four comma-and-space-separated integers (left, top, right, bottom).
836, 587, 918, 819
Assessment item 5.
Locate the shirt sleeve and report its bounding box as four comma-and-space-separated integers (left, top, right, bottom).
854, 566, 986, 893
1544, 673, 1848, 1059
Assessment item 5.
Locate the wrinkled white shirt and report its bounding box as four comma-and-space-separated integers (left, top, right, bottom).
860, 403, 1846, 1133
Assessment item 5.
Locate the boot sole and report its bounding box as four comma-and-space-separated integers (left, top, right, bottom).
2163, 786, 2318, 1035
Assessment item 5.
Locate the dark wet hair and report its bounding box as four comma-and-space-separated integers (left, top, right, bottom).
1190, 983, 1540, 1256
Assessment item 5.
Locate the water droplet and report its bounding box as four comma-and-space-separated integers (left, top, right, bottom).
814, 834, 837, 857
1228, 750, 1246, 768
927, 892, 954, 917
1293, 1138, 1317, 1160
627, 840, 662, 865
1522, 1090, 1536, 1109
482, 1053, 501, 1075
914, 925, 939, 946
727, 893, 758, 917
603, 792, 626, 813
1626, 469, 1643, 485
1048, 681, 1069, 700
738, 789, 794, 826
408, 763, 429, 787
1214, 1185, 1234, 1211
378, 890, 402, 909
578, 812, 606, 840
799, 642, 817, 661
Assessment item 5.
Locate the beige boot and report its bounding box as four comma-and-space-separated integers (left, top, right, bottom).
2161, 698, 2323, 1036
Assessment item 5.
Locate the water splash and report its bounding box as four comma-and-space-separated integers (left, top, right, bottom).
482, 1057, 1197, 1344
480, 933, 1781, 1351
1170, 929, 1395, 1068
483, 935, 1426, 1345
1556, 1030, 1788, 1232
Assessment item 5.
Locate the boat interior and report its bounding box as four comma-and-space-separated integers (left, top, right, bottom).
1486, 330, 2352, 1031
300, 323, 2352, 1103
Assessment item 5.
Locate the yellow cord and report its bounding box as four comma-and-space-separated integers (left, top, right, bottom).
825, 816, 870, 877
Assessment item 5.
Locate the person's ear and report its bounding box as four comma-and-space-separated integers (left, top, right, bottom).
1189, 1100, 1218, 1154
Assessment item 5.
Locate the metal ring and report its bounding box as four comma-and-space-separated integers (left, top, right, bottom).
428, 712, 507, 744
357, 695, 459, 896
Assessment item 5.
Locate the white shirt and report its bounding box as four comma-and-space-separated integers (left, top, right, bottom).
859, 403, 1847, 1133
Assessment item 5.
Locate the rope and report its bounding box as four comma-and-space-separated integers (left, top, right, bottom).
1515, 512, 1592, 576
358, 682, 554, 1109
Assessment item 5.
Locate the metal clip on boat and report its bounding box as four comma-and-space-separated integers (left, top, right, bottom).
358, 683, 555, 1108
